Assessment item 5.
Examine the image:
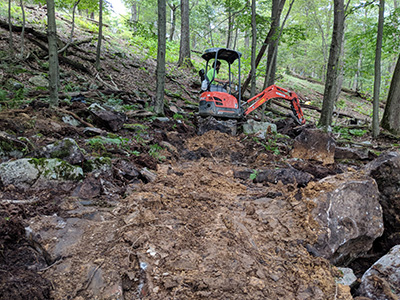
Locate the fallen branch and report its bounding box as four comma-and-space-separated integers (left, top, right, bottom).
56, 108, 94, 128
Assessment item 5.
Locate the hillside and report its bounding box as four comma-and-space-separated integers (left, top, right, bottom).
1, 6, 400, 300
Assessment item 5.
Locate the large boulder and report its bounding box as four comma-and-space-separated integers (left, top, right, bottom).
357, 245, 400, 300
291, 128, 336, 165
0, 158, 83, 191
305, 172, 384, 264
364, 151, 400, 251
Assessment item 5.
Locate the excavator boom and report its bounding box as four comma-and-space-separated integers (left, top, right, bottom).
244, 84, 306, 125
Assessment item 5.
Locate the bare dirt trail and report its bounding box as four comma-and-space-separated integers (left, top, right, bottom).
28, 130, 352, 300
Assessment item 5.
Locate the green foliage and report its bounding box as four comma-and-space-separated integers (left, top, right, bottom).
333, 126, 368, 140
148, 144, 166, 161
252, 135, 281, 156
249, 169, 258, 181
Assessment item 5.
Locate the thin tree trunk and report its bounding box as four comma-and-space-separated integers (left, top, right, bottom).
241, 0, 286, 96
178, 0, 192, 67
19, 0, 25, 58
226, 8, 232, 48
46, 0, 59, 106
155, 0, 166, 115
8, 0, 14, 55
167, 2, 177, 41
373, 0, 385, 137
95, 0, 103, 70
250, 0, 257, 98
318, 0, 345, 129
58, 0, 81, 54
264, 0, 281, 88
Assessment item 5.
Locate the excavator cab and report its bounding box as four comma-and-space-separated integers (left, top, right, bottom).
199, 48, 244, 119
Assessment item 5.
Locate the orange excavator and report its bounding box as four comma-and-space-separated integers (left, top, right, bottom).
198, 47, 306, 125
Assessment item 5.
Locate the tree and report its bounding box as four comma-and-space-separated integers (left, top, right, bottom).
381, 53, 400, 135
318, 0, 345, 129
250, 0, 256, 97
241, 0, 286, 96
155, 0, 166, 115
167, 0, 178, 41
58, 0, 81, 54
19, 0, 26, 59
264, 0, 281, 88
95, 0, 104, 69
178, 0, 192, 67
46, 0, 60, 106
372, 0, 385, 138
8, 0, 14, 55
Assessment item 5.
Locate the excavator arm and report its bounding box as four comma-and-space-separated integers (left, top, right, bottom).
243, 84, 306, 125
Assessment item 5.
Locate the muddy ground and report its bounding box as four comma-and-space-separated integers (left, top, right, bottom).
1, 105, 390, 300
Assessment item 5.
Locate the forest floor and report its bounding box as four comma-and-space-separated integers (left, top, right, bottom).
0, 7, 399, 300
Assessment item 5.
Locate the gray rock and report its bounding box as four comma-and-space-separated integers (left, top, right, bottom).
364, 151, 400, 250
0, 158, 83, 191
358, 245, 400, 300
308, 172, 384, 264
37, 138, 85, 165
242, 119, 277, 138
336, 267, 357, 287
89, 105, 127, 132
291, 128, 336, 165
29, 75, 48, 87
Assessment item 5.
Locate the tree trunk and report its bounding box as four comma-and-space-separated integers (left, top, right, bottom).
241, 0, 286, 96
155, 0, 166, 115
131, 1, 137, 22
372, 0, 385, 138
58, 0, 80, 54
381, 53, 400, 135
264, 0, 281, 88
318, 0, 345, 129
250, 0, 257, 98
19, 0, 25, 58
226, 8, 232, 48
178, 0, 192, 67
95, 0, 103, 70
46, 0, 59, 106
167, 2, 177, 41
8, 0, 14, 55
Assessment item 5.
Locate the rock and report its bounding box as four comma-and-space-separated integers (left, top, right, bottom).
89, 105, 127, 132
74, 176, 102, 199
0, 158, 84, 191
306, 172, 384, 264
62, 114, 81, 127
291, 128, 336, 165
84, 157, 113, 178
83, 127, 107, 137
115, 159, 140, 181
336, 267, 357, 287
358, 245, 400, 300
140, 167, 157, 182
334, 147, 372, 161
197, 116, 237, 136
254, 167, 314, 187
364, 151, 400, 251
29, 75, 48, 87
0, 131, 27, 160
242, 119, 277, 138
37, 137, 85, 165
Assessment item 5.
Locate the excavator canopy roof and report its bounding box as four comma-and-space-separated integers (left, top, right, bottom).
201, 48, 242, 65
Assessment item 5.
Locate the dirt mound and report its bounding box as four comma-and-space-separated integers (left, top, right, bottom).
0, 204, 52, 299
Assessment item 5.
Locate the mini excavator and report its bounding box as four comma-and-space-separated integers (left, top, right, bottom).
198, 47, 306, 125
